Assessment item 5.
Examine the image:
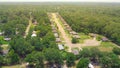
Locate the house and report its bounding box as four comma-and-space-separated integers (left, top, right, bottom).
4, 38, 11, 41
0, 31, 4, 35
2, 50, 9, 55
65, 25, 72, 31
64, 23, 68, 26
66, 25, 70, 28
89, 33, 97, 38
72, 49, 79, 55
0, 32, 2, 35
31, 31, 37, 37
33, 20, 37, 25
54, 33, 59, 38
70, 31, 78, 35
102, 37, 109, 42
88, 63, 94, 68
52, 29, 57, 33
31, 33, 37, 37
56, 38, 61, 43
73, 35, 80, 39
52, 26, 56, 30
58, 44, 64, 50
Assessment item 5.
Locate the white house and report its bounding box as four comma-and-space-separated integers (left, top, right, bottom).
88, 63, 94, 68
58, 44, 64, 50
31, 33, 37, 37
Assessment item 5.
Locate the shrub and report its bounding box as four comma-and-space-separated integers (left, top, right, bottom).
77, 58, 89, 68
72, 37, 78, 43
113, 47, 120, 55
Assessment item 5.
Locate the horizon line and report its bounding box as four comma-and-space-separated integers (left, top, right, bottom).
0, 1, 120, 3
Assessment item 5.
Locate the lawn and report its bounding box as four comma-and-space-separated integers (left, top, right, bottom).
98, 42, 117, 52
78, 33, 90, 43
83, 42, 117, 52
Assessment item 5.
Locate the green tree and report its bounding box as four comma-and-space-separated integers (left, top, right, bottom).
72, 37, 78, 43
100, 53, 120, 68
66, 53, 76, 67
77, 58, 89, 68
113, 47, 120, 55
44, 48, 63, 66
0, 55, 3, 67
5, 50, 20, 65
25, 52, 44, 68
10, 37, 34, 57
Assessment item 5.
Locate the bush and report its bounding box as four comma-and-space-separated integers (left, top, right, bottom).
77, 58, 89, 68
72, 37, 78, 43
113, 47, 120, 55
96, 35, 102, 41
66, 53, 76, 67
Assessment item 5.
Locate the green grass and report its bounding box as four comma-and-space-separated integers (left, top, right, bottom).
60, 51, 68, 60
0, 36, 9, 45
100, 42, 116, 47
98, 42, 117, 52
83, 42, 117, 52
78, 33, 90, 43
1, 44, 9, 50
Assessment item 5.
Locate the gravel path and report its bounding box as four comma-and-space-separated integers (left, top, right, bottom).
24, 19, 32, 38
52, 13, 72, 52
51, 13, 101, 52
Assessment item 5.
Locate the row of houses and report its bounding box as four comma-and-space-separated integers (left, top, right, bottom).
48, 13, 65, 51
56, 13, 80, 39
48, 13, 61, 43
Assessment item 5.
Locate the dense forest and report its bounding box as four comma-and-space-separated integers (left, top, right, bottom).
0, 3, 120, 68
59, 5, 120, 45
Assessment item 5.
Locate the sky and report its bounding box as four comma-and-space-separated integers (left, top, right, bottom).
0, 0, 120, 2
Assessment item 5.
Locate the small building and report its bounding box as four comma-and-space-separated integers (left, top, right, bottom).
72, 49, 79, 55
88, 63, 94, 68
51, 24, 55, 27
58, 44, 64, 50
0, 32, 2, 35
66, 25, 70, 28
31, 31, 37, 37
4, 38, 11, 41
2, 50, 9, 55
64, 23, 68, 26
54, 33, 59, 38
73, 35, 80, 39
33, 20, 37, 25
56, 38, 61, 43
31, 33, 37, 37
102, 37, 109, 42
65, 26, 72, 31
89, 33, 97, 38
52, 29, 57, 33
0, 31, 4, 35
52, 26, 56, 30
70, 31, 78, 35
